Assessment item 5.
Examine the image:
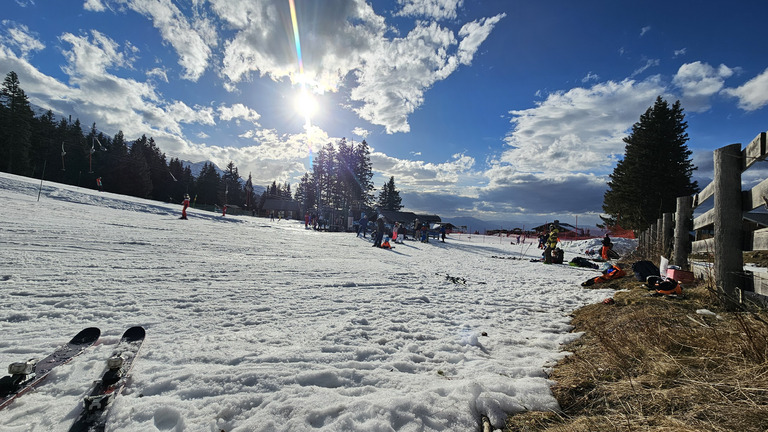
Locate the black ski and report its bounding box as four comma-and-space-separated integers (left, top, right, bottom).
0, 327, 101, 410
69, 326, 146, 432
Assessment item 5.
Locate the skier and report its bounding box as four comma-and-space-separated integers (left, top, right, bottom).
358, 215, 368, 237
543, 223, 559, 264
180, 194, 190, 220
305, 212, 310, 229
439, 224, 447, 243
96, 177, 103, 192
222, 204, 227, 216
373, 214, 385, 247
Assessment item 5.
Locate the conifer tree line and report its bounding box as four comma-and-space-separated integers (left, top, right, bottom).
1, 70, 404, 218
0, 70, 239, 206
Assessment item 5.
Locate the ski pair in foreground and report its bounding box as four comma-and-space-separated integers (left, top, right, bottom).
0, 326, 145, 431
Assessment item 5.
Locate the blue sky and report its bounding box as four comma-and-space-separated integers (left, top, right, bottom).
2, 0, 767, 228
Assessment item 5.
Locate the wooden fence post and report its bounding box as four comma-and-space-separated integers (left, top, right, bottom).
674, 196, 693, 270
656, 218, 663, 257
662, 212, 673, 258
714, 144, 744, 309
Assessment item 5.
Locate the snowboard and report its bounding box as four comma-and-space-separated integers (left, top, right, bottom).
68, 326, 146, 432
0, 327, 101, 410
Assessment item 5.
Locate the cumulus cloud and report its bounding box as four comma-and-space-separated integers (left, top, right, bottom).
217, 0, 384, 93
352, 127, 370, 139
501, 77, 667, 175
218, 103, 261, 125
370, 151, 475, 188
353, 14, 504, 133
211, 0, 502, 134
672, 61, 733, 112
722, 67, 768, 111
396, 0, 464, 20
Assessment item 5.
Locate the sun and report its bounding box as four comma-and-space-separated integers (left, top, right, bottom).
294, 88, 318, 125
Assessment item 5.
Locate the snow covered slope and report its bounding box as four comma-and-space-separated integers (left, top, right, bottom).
0, 172, 627, 431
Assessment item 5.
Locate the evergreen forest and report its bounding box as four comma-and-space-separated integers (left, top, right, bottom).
0, 71, 388, 220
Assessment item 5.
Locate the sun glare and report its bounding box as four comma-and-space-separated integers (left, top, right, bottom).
295, 89, 318, 124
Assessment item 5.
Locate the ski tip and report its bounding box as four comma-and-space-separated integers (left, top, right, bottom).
71, 327, 101, 345
122, 326, 146, 341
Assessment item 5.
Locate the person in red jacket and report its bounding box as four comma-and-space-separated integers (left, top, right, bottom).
180, 194, 190, 220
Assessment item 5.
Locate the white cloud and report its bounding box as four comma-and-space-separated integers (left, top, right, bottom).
1, 21, 45, 59
83, 0, 106, 12
722, 67, 768, 111
370, 151, 475, 188
166, 101, 215, 126
94, 0, 213, 81
640, 26, 651, 37
212, 0, 502, 134
396, 0, 464, 20
60, 30, 134, 77
146, 67, 168, 82
582, 72, 599, 83
631, 58, 659, 77
672, 61, 733, 112
502, 77, 667, 175
352, 15, 503, 133
218, 103, 261, 125
673, 48, 686, 57
217, 0, 385, 93
352, 127, 370, 139
457, 14, 505, 65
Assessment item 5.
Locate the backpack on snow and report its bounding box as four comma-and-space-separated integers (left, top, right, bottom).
552, 248, 564, 264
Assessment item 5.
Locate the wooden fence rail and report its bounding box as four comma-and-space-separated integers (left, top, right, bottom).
637, 131, 768, 308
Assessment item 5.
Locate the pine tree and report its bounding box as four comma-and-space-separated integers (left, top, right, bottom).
221, 161, 242, 205
0, 71, 35, 174
377, 176, 403, 211
196, 162, 221, 205
124, 135, 153, 198
603, 97, 698, 230
354, 140, 374, 210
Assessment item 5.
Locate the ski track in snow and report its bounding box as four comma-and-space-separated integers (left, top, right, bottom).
0, 173, 632, 431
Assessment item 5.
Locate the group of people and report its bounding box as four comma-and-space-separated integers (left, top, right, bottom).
356, 213, 448, 248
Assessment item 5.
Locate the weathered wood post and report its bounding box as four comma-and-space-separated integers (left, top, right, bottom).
714, 144, 744, 309
662, 212, 673, 258
656, 217, 663, 257
674, 196, 693, 270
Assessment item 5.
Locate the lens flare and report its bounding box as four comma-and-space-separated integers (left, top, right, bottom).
295, 89, 318, 124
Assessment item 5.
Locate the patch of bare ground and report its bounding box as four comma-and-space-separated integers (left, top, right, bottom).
505, 260, 768, 432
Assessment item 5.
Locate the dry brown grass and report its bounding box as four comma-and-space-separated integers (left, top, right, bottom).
505, 263, 768, 432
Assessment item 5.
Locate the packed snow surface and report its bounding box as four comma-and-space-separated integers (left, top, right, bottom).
0, 173, 633, 431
